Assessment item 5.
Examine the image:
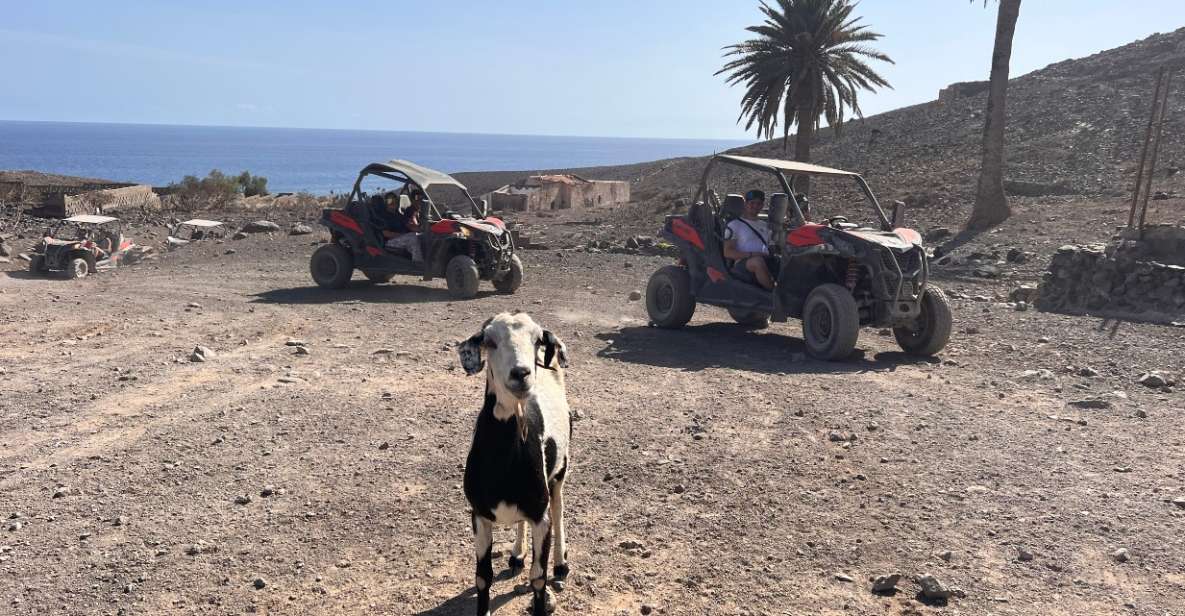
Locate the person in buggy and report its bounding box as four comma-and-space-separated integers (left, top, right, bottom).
722, 189, 778, 290
378, 189, 424, 263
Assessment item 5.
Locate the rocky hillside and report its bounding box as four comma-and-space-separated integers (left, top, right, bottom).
461, 27, 1185, 227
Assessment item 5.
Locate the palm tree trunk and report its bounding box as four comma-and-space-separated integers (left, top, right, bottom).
967, 0, 1021, 231
792, 106, 816, 197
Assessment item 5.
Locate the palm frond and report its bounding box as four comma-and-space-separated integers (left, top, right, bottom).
717, 0, 893, 152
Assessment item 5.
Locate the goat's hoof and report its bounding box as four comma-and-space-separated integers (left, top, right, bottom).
507, 555, 525, 570
553, 563, 570, 581
532, 588, 556, 614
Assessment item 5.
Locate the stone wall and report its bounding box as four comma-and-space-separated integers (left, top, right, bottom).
1037, 225, 1185, 321
55, 185, 161, 217
938, 80, 990, 102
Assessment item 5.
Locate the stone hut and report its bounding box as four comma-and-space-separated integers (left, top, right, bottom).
483, 174, 630, 213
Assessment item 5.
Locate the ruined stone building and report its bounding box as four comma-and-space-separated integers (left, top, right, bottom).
483, 174, 630, 212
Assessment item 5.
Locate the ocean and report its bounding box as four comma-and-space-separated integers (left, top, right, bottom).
0, 121, 746, 194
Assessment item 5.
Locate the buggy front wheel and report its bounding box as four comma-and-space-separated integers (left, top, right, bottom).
445, 255, 480, 299
493, 254, 524, 294
894, 286, 953, 356
310, 244, 354, 289
66, 258, 89, 280
802, 283, 859, 361
646, 265, 696, 328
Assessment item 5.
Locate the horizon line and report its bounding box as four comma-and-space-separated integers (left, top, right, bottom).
0, 118, 754, 144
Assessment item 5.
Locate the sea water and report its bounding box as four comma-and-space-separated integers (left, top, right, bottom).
0, 121, 745, 194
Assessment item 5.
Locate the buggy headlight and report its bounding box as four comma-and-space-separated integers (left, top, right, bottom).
458, 226, 471, 238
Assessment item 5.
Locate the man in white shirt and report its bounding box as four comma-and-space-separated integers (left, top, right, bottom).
722, 190, 776, 290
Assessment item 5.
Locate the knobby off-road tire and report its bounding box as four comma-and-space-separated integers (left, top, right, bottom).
802, 283, 860, 361
445, 255, 480, 299
493, 254, 524, 294
28, 255, 45, 275
363, 272, 395, 284
727, 308, 770, 329
310, 244, 354, 289
646, 265, 696, 328
66, 258, 89, 280
894, 286, 953, 356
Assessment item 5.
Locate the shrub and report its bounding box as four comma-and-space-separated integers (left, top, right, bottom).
167, 169, 269, 210
237, 171, 268, 197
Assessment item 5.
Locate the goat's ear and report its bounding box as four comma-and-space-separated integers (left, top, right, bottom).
457, 331, 485, 376
541, 330, 568, 368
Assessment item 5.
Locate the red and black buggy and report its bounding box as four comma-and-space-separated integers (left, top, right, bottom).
646, 154, 952, 361
311, 160, 523, 299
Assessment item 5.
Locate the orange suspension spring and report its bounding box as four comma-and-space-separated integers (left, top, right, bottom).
845, 259, 859, 290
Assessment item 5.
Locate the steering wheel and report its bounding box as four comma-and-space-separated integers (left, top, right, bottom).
827, 216, 849, 227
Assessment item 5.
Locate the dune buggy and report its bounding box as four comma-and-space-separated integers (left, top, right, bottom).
311, 160, 522, 299
646, 154, 952, 361
28, 214, 143, 279
167, 219, 225, 249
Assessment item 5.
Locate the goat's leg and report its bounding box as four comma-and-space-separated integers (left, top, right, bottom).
529, 513, 554, 615
508, 520, 528, 570
550, 478, 570, 582
473, 514, 494, 616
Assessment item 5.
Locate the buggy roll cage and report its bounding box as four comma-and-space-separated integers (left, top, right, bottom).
692, 154, 893, 231
347, 161, 487, 236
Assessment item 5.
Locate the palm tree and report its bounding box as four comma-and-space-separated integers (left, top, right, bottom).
967, 0, 1022, 231
716, 0, 892, 195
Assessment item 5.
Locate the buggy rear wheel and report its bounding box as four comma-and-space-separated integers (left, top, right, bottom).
310, 244, 354, 289
646, 265, 696, 328
66, 258, 89, 280
493, 254, 524, 294
28, 255, 45, 275
802, 283, 859, 361
727, 308, 770, 329
445, 255, 480, 299
894, 286, 953, 356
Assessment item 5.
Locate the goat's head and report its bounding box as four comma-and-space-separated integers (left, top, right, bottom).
458, 312, 567, 399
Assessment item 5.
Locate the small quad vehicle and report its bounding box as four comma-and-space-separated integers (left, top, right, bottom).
311, 160, 522, 299
28, 214, 141, 279
167, 219, 225, 249
646, 154, 952, 361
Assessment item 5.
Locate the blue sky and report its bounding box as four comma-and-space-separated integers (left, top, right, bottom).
0, 1, 1179, 139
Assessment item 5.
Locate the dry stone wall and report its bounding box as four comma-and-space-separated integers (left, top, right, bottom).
1038, 225, 1185, 321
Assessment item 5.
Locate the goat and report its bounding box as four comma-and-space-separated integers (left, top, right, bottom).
458, 312, 571, 616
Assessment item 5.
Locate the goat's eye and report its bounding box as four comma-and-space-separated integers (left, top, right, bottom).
483, 339, 497, 350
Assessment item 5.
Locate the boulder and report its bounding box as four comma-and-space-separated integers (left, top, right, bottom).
1009, 285, 1039, 304
289, 223, 314, 236
924, 227, 953, 243
242, 220, 281, 234
917, 574, 953, 601
1137, 372, 1174, 388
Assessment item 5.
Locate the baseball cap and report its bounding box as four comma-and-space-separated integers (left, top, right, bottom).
745, 189, 765, 202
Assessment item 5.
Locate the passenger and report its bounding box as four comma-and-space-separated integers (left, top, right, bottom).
381, 191, 423, 263
722, 189, 777, 290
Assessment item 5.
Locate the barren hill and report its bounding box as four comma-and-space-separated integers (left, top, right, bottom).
460, 27, 1185, 225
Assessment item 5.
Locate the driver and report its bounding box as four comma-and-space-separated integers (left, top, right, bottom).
381, 190, 424, 263
722, 189, 777, 290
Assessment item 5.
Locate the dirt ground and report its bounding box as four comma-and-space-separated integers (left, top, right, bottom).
2, 198, 1184, 616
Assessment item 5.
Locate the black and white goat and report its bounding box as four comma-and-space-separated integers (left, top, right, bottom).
458, 312, 571, 616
